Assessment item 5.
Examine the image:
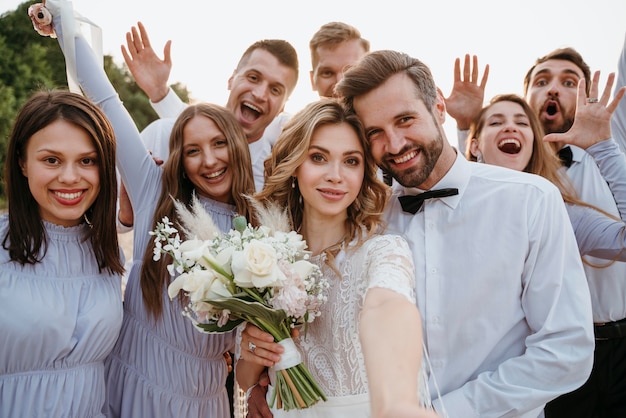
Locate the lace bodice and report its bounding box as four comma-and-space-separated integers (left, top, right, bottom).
298, 234, 416, 396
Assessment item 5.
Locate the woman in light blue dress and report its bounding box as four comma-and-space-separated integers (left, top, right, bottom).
0, 90, 125, 417
35, 1, 256, 416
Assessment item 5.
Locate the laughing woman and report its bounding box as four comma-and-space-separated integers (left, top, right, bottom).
29, 1, 256, 416
467, 92, 626, 262
0, 91, 125, 417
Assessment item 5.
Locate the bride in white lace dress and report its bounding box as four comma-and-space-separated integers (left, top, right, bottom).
237, 100, 439, 418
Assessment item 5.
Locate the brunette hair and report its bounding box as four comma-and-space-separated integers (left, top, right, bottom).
3, 90, 123, 275
140, 103, 255, 318
237, 39, 299, 93
523, 47, 591, 96
337, 49, 438, 116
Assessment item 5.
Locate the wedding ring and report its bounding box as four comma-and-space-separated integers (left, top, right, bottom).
587, 97, 599, 103
248, 341, 257, 353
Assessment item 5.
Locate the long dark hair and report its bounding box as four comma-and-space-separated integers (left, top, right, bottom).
3, 90, 123, 275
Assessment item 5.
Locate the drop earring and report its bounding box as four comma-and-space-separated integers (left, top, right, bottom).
291, 177, 296, 189
476, 151, 484, 164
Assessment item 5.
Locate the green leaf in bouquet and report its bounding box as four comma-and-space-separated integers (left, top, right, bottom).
194, 317, 245, 334
208, 297, 287, 327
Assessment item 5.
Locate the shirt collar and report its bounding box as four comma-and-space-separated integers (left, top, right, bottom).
394, 151, 468, 210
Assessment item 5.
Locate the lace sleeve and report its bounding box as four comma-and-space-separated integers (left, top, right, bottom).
364, 234, 416, 304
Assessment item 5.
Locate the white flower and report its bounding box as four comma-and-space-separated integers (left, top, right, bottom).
189, 269, 232, 303
167, 269, 232, 303
291, 260, 318, 283
275, 231, 308, 253
179, 239, 210, 264
231, 239, 286, 288
168, 271, 191, 300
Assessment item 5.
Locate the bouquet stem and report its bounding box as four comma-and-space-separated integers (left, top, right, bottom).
280, 369, 306, 408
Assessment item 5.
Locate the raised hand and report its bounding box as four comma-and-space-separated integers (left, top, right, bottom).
445, 54, 489, 130
121, 22, 172, 102
544, 71, 626, 149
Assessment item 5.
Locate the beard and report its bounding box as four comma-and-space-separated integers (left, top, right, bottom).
542, 115, 574, 135
538, 101, 575, 134
381, 129, 445, 188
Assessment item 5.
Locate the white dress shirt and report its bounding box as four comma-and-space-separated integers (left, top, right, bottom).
611, 30, 626, 154
384, 152, 594, 418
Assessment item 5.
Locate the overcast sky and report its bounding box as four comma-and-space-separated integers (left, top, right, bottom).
3, 0, 625, 143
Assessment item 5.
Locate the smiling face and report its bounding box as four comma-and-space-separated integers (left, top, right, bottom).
470, 100, 535, 172
182, 115, 233, 203
353, 72, 450, 190
525, 59, 583, 134
20, 119, 100, 227
295, 122, 364, 223
226, 48, 297, 143
310, 39, 367, 99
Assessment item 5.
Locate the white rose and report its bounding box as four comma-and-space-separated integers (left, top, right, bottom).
231, 239, 286, 288
291, 260, 317, 282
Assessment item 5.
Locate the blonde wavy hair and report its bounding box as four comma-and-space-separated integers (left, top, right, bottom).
255, 99, 390, 268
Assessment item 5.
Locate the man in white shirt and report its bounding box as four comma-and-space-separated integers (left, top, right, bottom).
116, 22, 298, 228
336, 49, 594, 418
524, 46, 626, 418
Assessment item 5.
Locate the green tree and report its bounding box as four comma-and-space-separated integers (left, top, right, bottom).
0, 2, 190, 206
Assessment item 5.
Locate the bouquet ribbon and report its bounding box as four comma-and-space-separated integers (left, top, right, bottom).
273, 339, 303, 371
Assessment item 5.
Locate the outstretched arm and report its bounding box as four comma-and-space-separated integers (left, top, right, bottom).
360, 288, 439, 418
42, 0, 160, 209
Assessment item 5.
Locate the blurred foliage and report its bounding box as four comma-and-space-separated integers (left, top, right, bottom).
0, 1, 190, 207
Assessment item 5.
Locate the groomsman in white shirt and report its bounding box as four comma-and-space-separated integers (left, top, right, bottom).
524, 45, 626, 418
336, 49, 594, 418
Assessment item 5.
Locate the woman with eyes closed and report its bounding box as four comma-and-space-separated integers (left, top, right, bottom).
0, 90, 125, 418
467, 93, 626, 263
34, 2, 256, 416
236, 99, 439, 418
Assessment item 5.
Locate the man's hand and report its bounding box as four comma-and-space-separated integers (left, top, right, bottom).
121, 21, 172, 102
545, 71, 626, 149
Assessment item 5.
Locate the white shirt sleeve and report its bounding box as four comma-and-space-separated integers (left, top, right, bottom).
150, 88, 188, 119
611, 31, 626, 153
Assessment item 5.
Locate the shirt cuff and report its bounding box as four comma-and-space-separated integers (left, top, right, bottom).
150, 88, 187, 119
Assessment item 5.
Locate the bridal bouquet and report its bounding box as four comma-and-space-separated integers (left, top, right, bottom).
150, 196, 328, 410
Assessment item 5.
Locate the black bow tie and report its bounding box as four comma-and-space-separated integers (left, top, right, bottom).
558, 146, 573, 168
398, 188, 459, 214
